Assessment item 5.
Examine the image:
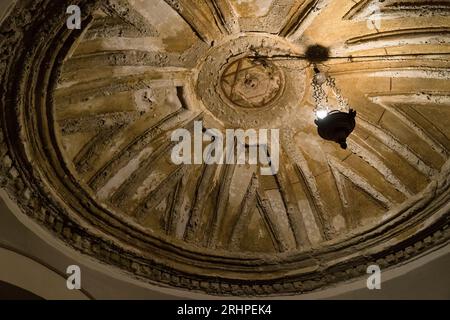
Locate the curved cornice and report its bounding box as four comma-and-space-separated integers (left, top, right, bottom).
0, 0, 449, 296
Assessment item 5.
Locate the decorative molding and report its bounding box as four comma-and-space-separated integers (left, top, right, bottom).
346, 27, 450, 45
344, 0, 450, 21
0, 0, 448, 297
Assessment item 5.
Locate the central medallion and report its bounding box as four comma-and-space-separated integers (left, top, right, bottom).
196, 34, 307, 129
220, 58, 284, 109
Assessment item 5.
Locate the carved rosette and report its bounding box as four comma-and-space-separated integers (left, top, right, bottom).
0, 0, 448, 297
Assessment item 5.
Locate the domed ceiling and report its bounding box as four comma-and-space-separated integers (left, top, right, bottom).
0, 0, 449, 296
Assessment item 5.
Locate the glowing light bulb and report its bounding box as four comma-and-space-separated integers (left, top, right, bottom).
314, 72, 327, 85
316, 109, 329, 119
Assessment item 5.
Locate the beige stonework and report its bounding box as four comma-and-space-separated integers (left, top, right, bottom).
0, 0, 449, 296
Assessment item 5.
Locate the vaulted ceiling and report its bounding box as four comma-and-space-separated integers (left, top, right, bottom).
0, 0, 449, 296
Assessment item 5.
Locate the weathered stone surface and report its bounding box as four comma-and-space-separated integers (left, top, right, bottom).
0, 0, 449, 296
